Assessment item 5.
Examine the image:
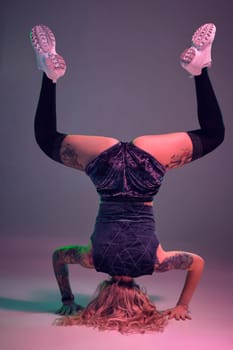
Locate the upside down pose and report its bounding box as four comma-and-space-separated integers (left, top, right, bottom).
30, 23, 224, 333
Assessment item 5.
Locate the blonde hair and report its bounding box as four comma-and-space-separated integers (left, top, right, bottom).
55, 278, 167, 334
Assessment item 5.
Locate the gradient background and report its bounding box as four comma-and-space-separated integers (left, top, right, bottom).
1, 0, 233, 349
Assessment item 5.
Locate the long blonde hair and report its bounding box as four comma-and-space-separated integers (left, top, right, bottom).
55, 278, 167, 334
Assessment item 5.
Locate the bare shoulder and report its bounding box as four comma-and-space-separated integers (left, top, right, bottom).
60, 135, 119, 171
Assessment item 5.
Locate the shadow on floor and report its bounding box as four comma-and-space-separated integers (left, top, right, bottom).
0, 287, 165, 313
0, 291, 90, 313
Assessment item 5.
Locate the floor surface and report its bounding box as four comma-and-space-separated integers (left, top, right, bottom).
1, 237, 232, 350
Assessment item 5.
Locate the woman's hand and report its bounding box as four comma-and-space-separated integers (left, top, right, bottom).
55, 303, 84, 315
162, 304, 191, 321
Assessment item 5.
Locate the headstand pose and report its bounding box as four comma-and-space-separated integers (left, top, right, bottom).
30, 23, 224, 333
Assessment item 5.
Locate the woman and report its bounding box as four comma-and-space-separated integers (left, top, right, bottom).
30, 23, 224, 333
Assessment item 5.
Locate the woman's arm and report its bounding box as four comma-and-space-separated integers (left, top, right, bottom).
176, 254, 205, 308
166, 255, 204, 320
155, 245, 205, 320
52, 244, 94, 315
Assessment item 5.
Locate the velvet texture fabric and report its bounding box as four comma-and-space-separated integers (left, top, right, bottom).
85, 141, 166, 202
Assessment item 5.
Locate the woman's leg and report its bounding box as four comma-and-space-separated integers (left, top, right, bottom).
52, 244, 94, 315
35, 73, 119, 170
132, 24, 224, 170
32, 25, 119, 171
133, 67, 224, 170
34, 73, 67, 162
187, 68, 225, 160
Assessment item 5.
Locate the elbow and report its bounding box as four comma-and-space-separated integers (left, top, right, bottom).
189, 255, 205, 272
199, 256, 205, 269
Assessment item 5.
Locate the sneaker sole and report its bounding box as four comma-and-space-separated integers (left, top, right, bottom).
180, 23, 216, 75
180, 47, 196, 64
192, 23, 216, 51
30, 24, 66, 82
30, 24, 56, 56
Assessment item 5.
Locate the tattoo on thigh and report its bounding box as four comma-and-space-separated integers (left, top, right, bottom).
60, 143, 84, 170
166, 148, 192, 169
155, 253, 193, 272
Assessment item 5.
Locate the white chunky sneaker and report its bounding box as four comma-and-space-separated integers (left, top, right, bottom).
30, 24, 66, 83
180, 23, 216, 76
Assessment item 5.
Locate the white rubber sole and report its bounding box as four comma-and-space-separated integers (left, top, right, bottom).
180, 23, 216, 76
30, 24, 66, 82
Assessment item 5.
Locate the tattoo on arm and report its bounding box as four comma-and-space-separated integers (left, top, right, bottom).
166, 148, 192, 169
60, 143, 84, 170
53, 246, 94, 303
53, 252, 74, 304
155, 253, 193, 272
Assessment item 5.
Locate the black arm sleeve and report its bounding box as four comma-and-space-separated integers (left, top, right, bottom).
187, 68, 225, 161
34, 74, 67, 162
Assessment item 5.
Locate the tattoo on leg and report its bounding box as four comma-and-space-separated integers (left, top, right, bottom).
166, 148, 192, 169
155, 253, 193, 272
60, 143, 84, 170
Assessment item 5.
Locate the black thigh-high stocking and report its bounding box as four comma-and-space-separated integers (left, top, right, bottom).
34, 74, 67, 162
188, 68, 225, 160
